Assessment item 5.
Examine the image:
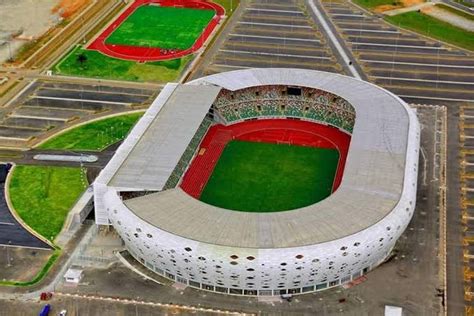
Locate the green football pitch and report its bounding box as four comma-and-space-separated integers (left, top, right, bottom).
105, 5, 215, 50
199, 140, 339, 212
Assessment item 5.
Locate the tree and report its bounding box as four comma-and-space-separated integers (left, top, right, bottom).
76, 53, 88, 68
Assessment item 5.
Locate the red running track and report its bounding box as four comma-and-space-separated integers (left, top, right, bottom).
180, 119, 351, 199
87, 0, 225, 62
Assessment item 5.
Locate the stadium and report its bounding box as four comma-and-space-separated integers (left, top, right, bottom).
94, 68, 420, 296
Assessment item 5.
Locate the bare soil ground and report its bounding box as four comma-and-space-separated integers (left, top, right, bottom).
0, 247, 52, 282
0, 0, 59, 62
374, 0, 424, 13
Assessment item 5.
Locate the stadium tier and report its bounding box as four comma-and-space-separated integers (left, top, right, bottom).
94, 69, 420, 296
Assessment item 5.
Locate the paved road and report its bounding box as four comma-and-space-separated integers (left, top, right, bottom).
0, 165, 49, 249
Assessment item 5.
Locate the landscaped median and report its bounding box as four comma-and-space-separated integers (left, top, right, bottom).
38, 112, 143, 151
9, 165, 88, 242
53, 45, 193, 82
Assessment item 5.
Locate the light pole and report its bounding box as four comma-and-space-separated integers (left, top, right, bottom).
6, 240, 11, 267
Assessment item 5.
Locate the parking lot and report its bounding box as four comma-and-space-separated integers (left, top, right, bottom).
204, 0, 342, 75
0, 80, 155, 148
321, 0, 474, 105
460, 105, 474, 312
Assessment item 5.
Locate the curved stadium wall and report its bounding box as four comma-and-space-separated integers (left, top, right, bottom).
95, 69, 420, 296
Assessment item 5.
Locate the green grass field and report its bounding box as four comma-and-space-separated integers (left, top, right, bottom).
105, 5, 215, 49
53, 45, 192, 82
386, 11, 474, 51
212, 0, 239, 14
9, 166, 88, 241
39, 112, 143, 151
200, 141, 339, 212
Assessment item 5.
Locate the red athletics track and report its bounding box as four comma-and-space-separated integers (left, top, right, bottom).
87, 0, 225, 62
180, 119, 351, 199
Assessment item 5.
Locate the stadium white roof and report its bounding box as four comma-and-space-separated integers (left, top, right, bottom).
98, 68, 419, 248
108, 84, 221, 191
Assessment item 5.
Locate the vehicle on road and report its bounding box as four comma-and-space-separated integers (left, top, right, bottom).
39, 304, 50, 316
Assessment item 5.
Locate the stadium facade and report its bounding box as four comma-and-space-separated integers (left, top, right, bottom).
94, 68, 420, 296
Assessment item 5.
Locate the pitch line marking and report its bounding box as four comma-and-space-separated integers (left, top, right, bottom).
237, 21, 312, 28
360, 59, 474, 69
372, 76, 474, 85
32, 96, 131, 105
219, 49, 332, 60
229, 33, 320, 42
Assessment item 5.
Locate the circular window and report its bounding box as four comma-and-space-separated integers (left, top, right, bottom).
230, 261, 238, 265
340, 246, 347, 251
354, 242, 360, 247
247, 268, 255, 272
280, 262, 287, 266
295, 254, 304, 259
230, 255, 239, 260
184, 247, 192, 252
246, 256, 255, 261
198, 256, 206, 261
146, 234, 152, 238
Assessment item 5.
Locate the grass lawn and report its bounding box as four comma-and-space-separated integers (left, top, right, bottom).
353, 0, 402, 9
200, 140, 339, 212
53, 45, 192, 82
9, 166, 88, 241
212, 0, 239, 14
39, 112, 143, 151
105, 5, 215, 49
386, 11, 474, 51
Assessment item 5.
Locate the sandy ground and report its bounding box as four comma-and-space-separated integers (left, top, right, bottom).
423, 6, 474, 32
374, 0, 425, 13
0, 0, 59, 62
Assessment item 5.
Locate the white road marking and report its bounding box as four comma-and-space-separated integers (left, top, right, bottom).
219, 49, 331, 60
398, 95, 474, 102
341, 28, 400, 34
237, 21, 311, 28
350, 42, 445, 50
212, 64, 253, 69
0, 222, 14, 226
32, 96, 130, 105
246, 8, 303, 14
9, 114, 68, 121
372, 76, 474, 85
229, 33, 320, 42
332, 13, 365, 17
360, 59, 474, 69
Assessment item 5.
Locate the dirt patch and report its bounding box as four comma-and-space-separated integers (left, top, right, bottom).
52, 0, 91, 19
374, 0, 424, 13
0, 247, 52, 282
374, 4, 401, 13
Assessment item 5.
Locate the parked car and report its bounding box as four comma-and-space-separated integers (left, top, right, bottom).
39, 304, 50, 316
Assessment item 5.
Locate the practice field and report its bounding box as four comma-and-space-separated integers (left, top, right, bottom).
105, 5, 215, 50
199, 140, 339, 212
